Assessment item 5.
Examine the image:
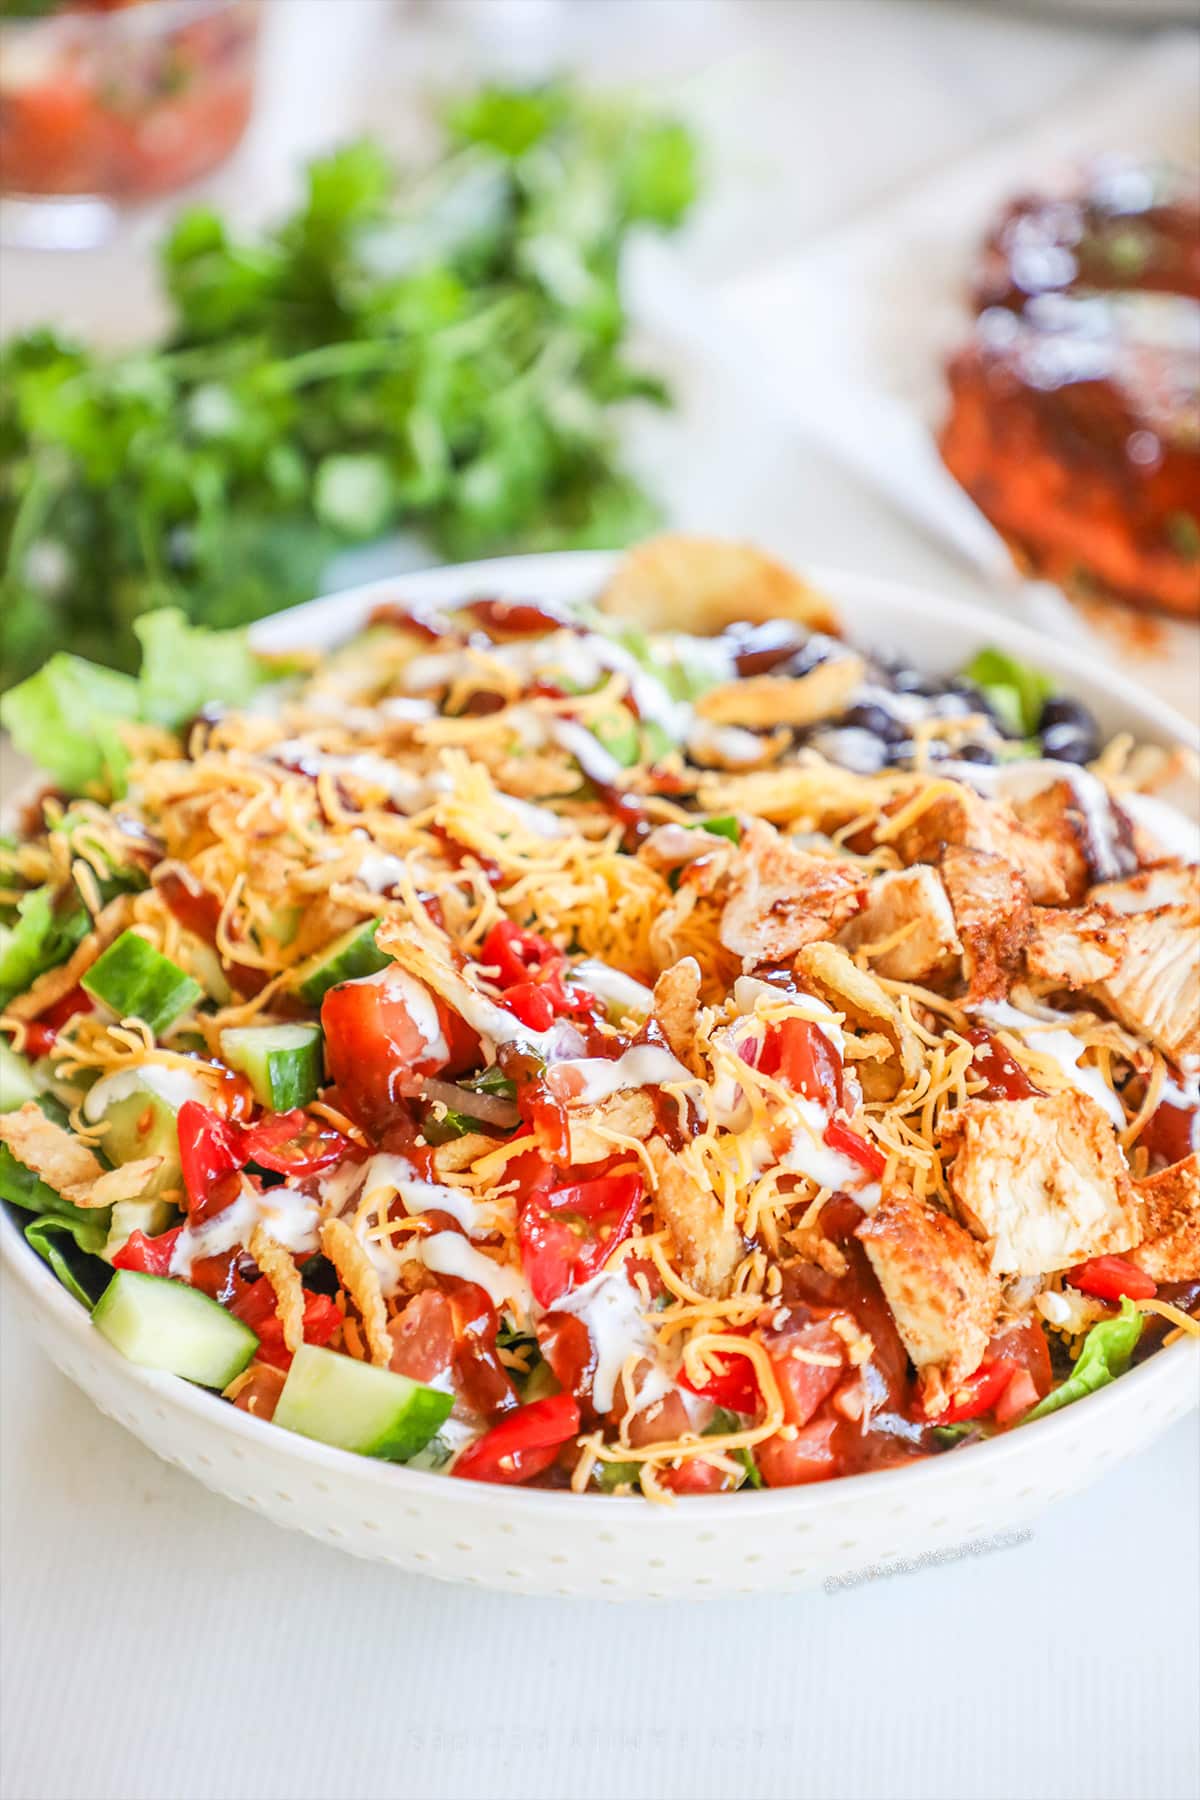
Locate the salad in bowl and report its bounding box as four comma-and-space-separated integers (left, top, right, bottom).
1, 535, 1197, 1504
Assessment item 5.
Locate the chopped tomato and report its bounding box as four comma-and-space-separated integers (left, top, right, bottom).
757, 1417, 841, 1488
177, 1100, 243, 1217
661, 1458, 730, 1495
231, 1279, 341, 1372
229, 1362, 286, 1422
767, 1320, 846, 1428
187, 1249, 248, 1304
451, 1392, 581, 1485
963, 1027, 1042, 1101
1065, 1255, 1157, 1302
537, 1310, 596, 1409
985, 1316, 1053, 1397
501, 981, 557, 1031
994, 1367, 1040, 1426
517, 1171, 644, 1308
239, 1110, 355, 1178
926, 1359, 1017, 1425
442, 1277, 519, 1420
823, 1119, 886, 1179
480, 920, 560, 987
679, 1339, 761, 1415
155, 865, 270, 998
177, 1101, 354, 1218
321, 968, 472, 1129
1141, 1099, 1198, 1166
761, 1018, 843, 1108
22, 985, 94, 1058
387, 1289, 455, 1384
480, 920, 596, 1025
111, 1224, 183, 1277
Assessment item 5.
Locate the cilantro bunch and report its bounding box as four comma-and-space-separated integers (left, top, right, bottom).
0, 83, 698, 685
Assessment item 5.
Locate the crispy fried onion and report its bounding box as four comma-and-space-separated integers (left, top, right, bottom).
0, 1101, 160, 1208
248, 1223, 306, 1354
319, 1216, 392, 1367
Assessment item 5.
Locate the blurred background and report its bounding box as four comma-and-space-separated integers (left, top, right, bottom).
1, 0, 1198, 709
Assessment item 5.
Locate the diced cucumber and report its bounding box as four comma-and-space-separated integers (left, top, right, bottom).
640, 718, 676, 764
95, 1088, 184, 1197
1, 1039, 41, 1111
220, 1022, 324, 1111
272, 1343, 453, 1460
103, 1197, 180, 1264
589, 706, 641, 768
291, 920, 391, 1006
595, 1459, 642, 1493
519, 1358, 560, 1404
91, 1271, 258, 1388
181, 935, 233, 1006
265, 903, 302, 949
83, 931, 203, 1034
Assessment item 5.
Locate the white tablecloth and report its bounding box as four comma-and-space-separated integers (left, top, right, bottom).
3, 6, 1198, 1798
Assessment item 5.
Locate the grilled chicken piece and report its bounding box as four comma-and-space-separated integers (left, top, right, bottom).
838, 864, 961, 985
1090, 863, 1200, 914
943, 160, 1200, 619
648, 1136, 742, 1297
972, 162, 1200, 312
940, 293, 1200, 621
885, 784, 1085, 905
940, 845, 1031, 1002
944, 1090, 1139, 1276
1130, 1152, 1200, 1280
857, 1186, 1001, 1413
1026, 878, 1200, 1065
718, 821, 866, 966
1026, 905, 1124, 986
1010, 779, 1137, 893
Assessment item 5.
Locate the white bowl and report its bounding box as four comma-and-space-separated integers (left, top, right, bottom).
3, 550, 1197, 1600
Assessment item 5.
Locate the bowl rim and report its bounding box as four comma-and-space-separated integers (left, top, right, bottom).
3, 546, 1197, 1521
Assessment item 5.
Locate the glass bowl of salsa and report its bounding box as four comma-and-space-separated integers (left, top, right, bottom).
0, 0, 261, 214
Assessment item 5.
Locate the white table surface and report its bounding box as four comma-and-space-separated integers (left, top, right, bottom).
2, 5, 1198, 1798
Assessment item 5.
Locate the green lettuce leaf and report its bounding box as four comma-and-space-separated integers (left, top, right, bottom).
0, 655, 138, 795
0, 885, 89, 1009
0, 1139, 106, 1227
1025, 1298, 1144, 1422
133, 608, 268, 728
2, 1127, 113, 1305
963, 648, 1054, 738
705, 1404, 762, 1488
24, 1212, 111, 1307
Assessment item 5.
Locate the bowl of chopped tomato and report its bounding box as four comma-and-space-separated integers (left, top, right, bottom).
1, 544, 1196, 1598
0, 0, 260, 204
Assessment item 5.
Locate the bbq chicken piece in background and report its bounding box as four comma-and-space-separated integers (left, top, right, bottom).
940, 159, 1200, 621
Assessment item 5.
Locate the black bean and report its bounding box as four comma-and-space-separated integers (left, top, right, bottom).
885, 661, 939, 696
1040, 722, 1096, 764
839, 701, 910, 746
887, 738, 919, 765
785, 634, 840, 676
947, 677, 1007, 724
1039, 694, 1099, 742
954, 741, 997, 765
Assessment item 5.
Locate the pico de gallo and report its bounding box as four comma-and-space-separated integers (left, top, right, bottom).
1, 535, 1197, 1497
0, 0, 259, 202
